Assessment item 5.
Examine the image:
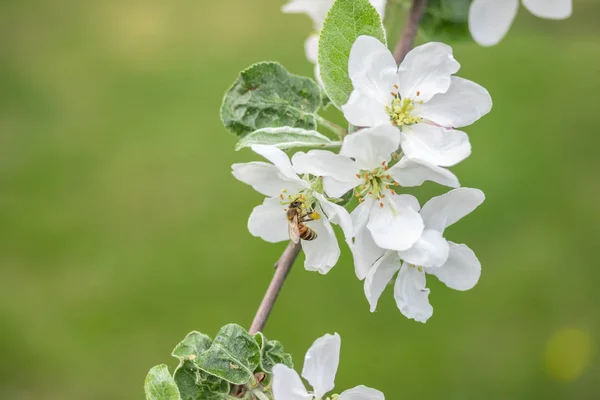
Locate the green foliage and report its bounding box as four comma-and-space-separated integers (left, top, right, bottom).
421, 0, 473, 42
145, 365, 181, 400
318, 0, 386, 108
221, 62, 322, 137
235, 127, 335, 150
173, 360, 230, 400
195, 324, 261, 385
254, 332, 293, 373
146, 324, 295, 399
172, 331, 212, 360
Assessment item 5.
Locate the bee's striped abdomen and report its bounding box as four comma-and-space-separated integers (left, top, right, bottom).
298, 223, 318, 241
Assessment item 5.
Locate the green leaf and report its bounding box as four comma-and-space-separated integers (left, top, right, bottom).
318, 0, 386, 108
221, 62, 322, 137
195, 324, 261, 385
145, 365, 181, 400
174, 360, 230, 400
260, 339, 293, 373
172, 331, 213, 361
421, 0, 472, 42
235, 127, 335, 150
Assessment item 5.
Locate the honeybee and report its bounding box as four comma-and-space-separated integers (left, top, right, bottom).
286, 198, 320, 244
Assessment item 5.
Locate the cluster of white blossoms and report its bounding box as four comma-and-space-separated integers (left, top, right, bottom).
272, 333, 384, 400
233, 33, 492, 323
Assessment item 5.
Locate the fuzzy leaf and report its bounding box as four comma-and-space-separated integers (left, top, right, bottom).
195, 324, 261, 385
221, 62, 322, 137
235, 127, 334, 150
174, 360, 229, 400
145, 365, 181, 400
260, 339, 293, 373
172, 332, 212, 361
318, 0, 386, 108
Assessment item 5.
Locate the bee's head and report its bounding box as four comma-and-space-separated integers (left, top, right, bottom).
290, 200, 303, 208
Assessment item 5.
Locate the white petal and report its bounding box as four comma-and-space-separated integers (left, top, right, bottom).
417, 76, 492, 128
399, 124, 471, 167
272, 364, 312, 400
292, 150, 360, 184
315, 193, 354, 249
347, 36, 398, 105
281, 0, 334, 29
351, 197, 372, 235
302, 333, 341, 400
351, 198, 385, 279
427, 242, 481, 291
340, 125, 400, 170
364, 251, 400, 312
468, 0, 519, 47
370, 0, 387, 18
367, 194, 424, 251
251, 144, 304, 183
339, 385, 385, 400
305, 34, 320, 64
342, 89, 392, 128
353, 223, 386, 280
523, 0, 572, 19
232, 162, 304, 197
394, 263, 433, 323
397, 229, 450, 268
397, 42, 460, 102
388, 157, 459, 188
248, 197, 289, 243
323, 177, 358, 199
420, 187, 485, 232
302, 208, 340, 274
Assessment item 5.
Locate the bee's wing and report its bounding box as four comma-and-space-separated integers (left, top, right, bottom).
288, 214, 300, 244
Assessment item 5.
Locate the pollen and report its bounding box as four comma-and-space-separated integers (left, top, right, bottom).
386, 97, 422, 126
356, 173, 361, 178
309, 211, 321, 220
379, 202, 384, 208
416, 91, 420, 96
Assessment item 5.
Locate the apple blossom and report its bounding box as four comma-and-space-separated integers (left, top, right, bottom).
272, 333, 384, 400
341, 35, 492, 167
363, 188, 485, 322
469, 0, 573, 47
232, 144, 352, 274
294, 125, 465, 279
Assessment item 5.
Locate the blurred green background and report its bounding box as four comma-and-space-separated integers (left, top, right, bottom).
1, 0, 599, 399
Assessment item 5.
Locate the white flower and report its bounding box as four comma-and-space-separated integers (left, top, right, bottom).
294, 125, 465, 279
469, 0, 573, 47
232, 145, 353, 274
272, 333, 384, 400
363, 188, 485, 323
342, 35, 492, 167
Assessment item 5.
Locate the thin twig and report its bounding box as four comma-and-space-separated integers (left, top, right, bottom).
393, 0, 428, 64
316, 115, 347, 139
249, 242, 302, 334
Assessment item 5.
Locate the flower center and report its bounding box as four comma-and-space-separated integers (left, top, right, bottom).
386, 86, 422, 127
354, 161, 399, 208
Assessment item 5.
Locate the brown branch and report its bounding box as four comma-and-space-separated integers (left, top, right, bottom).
393, 0, 428, 64
249, 242, 302, 334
